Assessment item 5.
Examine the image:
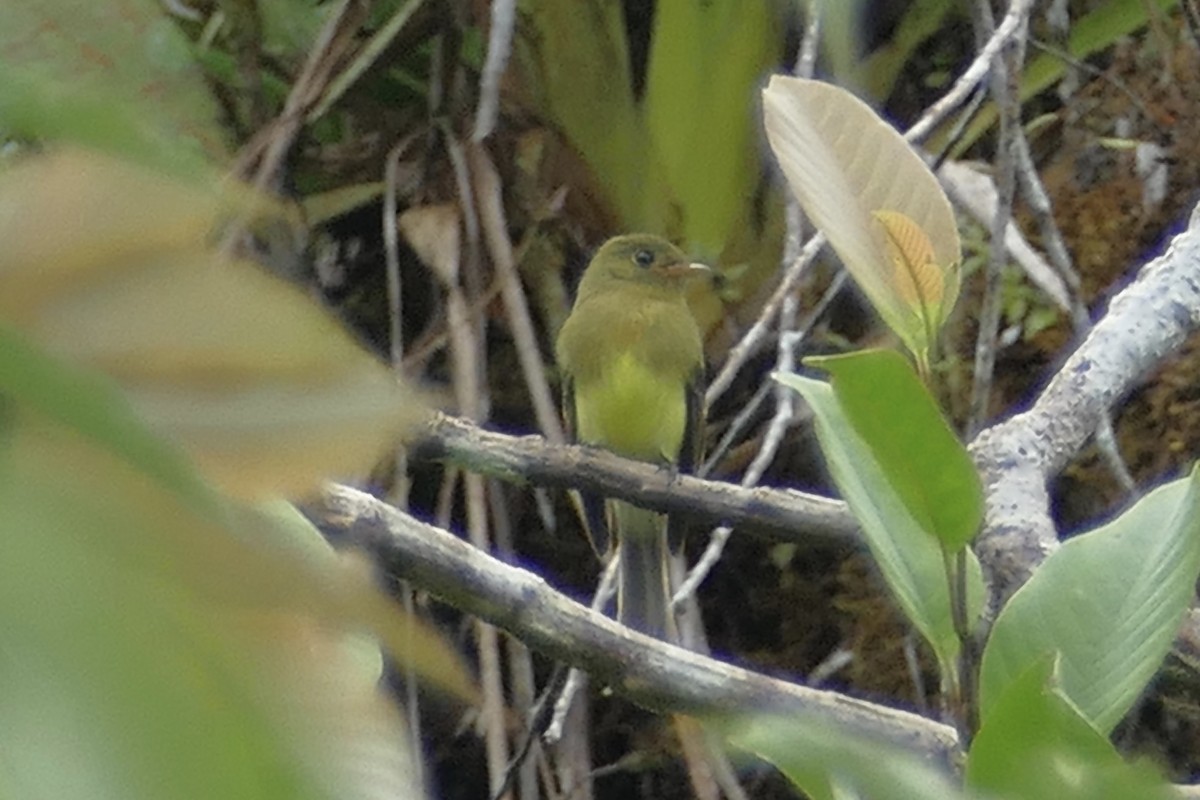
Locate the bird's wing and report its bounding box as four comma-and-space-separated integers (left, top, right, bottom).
563, 376, 611, 557
667, 366, 705, 553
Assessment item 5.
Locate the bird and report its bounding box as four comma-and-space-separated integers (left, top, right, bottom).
555, 233, 708, 640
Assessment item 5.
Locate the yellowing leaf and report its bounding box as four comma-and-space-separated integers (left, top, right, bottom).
762, 76, 961, 360
873, 209, 946, 317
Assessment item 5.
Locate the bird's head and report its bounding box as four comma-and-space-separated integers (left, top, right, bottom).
579, 234, 710, 296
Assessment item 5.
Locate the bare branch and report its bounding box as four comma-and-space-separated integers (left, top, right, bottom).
312, 484, 961, 767
409, 412, 860, 548
972, 207, 1200, 604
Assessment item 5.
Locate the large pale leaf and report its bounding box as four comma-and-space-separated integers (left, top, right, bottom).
980, 467, 1200, 733
0, 148, 426, 498
807, 350, 982, 552
763, 76, 961, 360
727, 714, 964, 800
0, 329, 472, 800
967, 656, 1172, 800
777, 372, 983, 677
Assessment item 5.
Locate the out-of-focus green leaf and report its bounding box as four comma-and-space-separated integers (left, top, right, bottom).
643, 0, 779, 255
946, 0, 1179, 157
967, 656, 1173, 800
0, 148, 426, 499
853, 0, 956, 100
726, 713, 965, 800
0, 322, 475, 699
0, 68, 217, 176
980, 467, 1200, 734
0, 335, 468, 800
255, 0, 332, 61
776, 372, 983, 678
515, 0, 671, 233
763, 77, 960, 364
1, 0, 230, 162
807, 350, 982, 552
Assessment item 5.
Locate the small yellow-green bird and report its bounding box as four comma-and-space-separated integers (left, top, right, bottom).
555, 234, 708, 640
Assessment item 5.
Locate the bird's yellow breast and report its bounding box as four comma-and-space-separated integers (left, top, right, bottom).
573, 350, 686, 463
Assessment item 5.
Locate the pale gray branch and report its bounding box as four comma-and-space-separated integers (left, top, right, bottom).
972, 207, 1200, 604
410, 412, 859, 548
312, 484, 961, 767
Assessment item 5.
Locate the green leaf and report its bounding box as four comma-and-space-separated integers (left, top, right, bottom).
807, 350, 982, 552
514, 0, 671, 232
946, 0, 1178, 157
852, 0, 957, 100
967, 655, 1173, 800
643, 0, 778, 254
0, 0, 230, 163
777, 371, 983, 677
0, 350, 423, 800
980, 467, 1200, 733
726, 714, 965, 800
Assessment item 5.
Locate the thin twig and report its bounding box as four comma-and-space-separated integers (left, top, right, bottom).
701, 271, 847, 476
438, 126, 511, 800
490, 482, 541, 800
473, 0, 517, 142
967, 1, 1028, 437
904, 0, 1036, 144
544, 557, 619, 744
383, 132, 421, 789
470, 144, 566, 443
705, 233, 825, 407
1010, 129, 1136, 493
308, 0, 427, 122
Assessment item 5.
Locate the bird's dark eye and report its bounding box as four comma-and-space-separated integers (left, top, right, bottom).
633, 249, 655, 268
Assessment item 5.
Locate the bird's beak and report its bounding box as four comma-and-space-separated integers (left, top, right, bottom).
662, 261, 712, 279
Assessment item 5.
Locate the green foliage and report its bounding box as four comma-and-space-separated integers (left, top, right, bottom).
967, 656, 1173, 799
0, 323, 463, 800
515, 0, 784, 314
643, 0, 775, 255
946, 0, 1179, 157
1, 0, 231, 164
980, 468, 1200, 734
0, 18, 472, 789
727, 714, 966, 800
776, 371, 984, 680
850, 0, 958, 100
807, 350, 982, 553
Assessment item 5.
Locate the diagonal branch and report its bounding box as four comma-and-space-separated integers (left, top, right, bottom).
311, 483, 961, 767
972, 206, 1200, 605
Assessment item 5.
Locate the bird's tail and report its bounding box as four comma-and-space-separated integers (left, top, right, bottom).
613, 500, 675, 641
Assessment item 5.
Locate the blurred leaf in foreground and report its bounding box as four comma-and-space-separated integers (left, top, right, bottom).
0, 325, 474, 800
0, 148, 427, 498
0, 0, 231, 162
